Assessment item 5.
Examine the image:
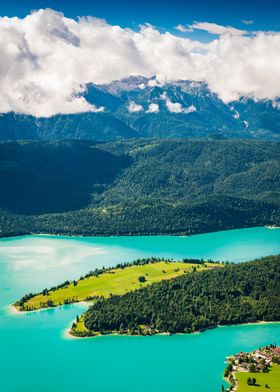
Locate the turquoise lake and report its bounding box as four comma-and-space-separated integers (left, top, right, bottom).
0, 227, 280, 392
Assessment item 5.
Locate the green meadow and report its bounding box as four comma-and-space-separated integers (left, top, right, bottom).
18, 261, 218, 311
236, 365, 280, 392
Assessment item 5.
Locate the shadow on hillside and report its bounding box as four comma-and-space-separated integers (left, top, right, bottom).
0, 140, 131, 214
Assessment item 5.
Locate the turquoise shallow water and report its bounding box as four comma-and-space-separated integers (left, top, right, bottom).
0, 227, 280, 392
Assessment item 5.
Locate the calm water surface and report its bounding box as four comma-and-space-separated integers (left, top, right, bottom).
0, 227, 279, 392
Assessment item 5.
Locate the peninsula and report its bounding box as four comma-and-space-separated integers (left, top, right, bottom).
14, 257, 220, 311
14, 255, 280, 338
78, 255, 280, 337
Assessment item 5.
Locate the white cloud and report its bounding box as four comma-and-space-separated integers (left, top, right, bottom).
146, 103, 159, 113
175, 24, 188, 33
175, 24, 194, 33
185, 104, 197, 114
188, 22, 246, 36
0, 9, 280, 117
242, 20, 254, 25
148, 75, 166, 87
148, 79, 159, 87
161, 92, 196, 113
128, 101, 143, 112
166, 100, 184, 113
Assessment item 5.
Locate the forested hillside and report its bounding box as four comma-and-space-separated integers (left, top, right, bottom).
0, 139, 279, 237
0, 140, 130, 214
0, 112, 137, 142
84, 255, 280, 334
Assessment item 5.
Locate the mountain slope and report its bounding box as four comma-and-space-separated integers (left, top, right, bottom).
1, 77, 280, 142
0, 138, 279, 237
98, 78, 280, 140
100, 139, 280, 202
0, 111, 137, 142
108, 80, 248, 138
0, 140, 130, 214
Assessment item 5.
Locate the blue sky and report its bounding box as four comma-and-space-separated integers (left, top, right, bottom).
1, 0, 279, 38
1, 1, 280, 117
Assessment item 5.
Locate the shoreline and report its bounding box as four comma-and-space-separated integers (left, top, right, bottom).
8, 300, 91, 316
10, 261, 221, 314
63, 326, 85, 340
1, 224, 277, 241
67, 320, 280, 340
8, 304, 22, 315
218, 320, 280, 329
9, 304, 280, 340
223, 344, 280, 392
8, 304, 56, 315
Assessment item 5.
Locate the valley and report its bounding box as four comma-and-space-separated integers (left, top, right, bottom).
2, 3, 280, 392
1, 138, 279, 238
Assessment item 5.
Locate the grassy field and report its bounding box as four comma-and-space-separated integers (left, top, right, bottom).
236, 365, 280, 392
18, 261, 219, 310
70, 315, 96, 337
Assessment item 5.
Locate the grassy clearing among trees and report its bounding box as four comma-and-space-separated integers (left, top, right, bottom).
83, 255, 280, 336
15, 259, 219, 311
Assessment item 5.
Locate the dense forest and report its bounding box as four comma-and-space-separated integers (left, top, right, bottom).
0, 139, 279, 237
84, 255, 280, 335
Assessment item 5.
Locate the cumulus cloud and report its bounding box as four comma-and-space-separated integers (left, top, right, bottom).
175, 24, 188, 33
188, 21, 246, 36
175, 24, 193, 33
1, 9, 280, 116
161, 92, 196, 113
128, 101, 143, 112
146, 103, 159, 113
166, 100, 184, 113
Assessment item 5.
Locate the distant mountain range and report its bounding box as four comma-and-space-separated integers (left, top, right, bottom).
1, 76, 280, 141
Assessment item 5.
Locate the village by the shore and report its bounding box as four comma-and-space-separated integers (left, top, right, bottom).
223, 344, 280, 391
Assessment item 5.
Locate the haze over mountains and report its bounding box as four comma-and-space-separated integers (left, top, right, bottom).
1, 76, 280, 142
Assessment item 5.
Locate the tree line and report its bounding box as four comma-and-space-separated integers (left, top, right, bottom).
84, 255, 280, 335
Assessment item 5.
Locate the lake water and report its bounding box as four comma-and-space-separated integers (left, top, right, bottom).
0, 227, 280, 392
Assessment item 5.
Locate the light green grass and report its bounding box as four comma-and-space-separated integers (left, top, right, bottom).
74, 316, 88, 333
236, 365, 280, 392
70, 315, 98, 337
20, 261, 219, 310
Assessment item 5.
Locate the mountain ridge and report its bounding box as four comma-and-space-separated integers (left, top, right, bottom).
1, 77, 280, 141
